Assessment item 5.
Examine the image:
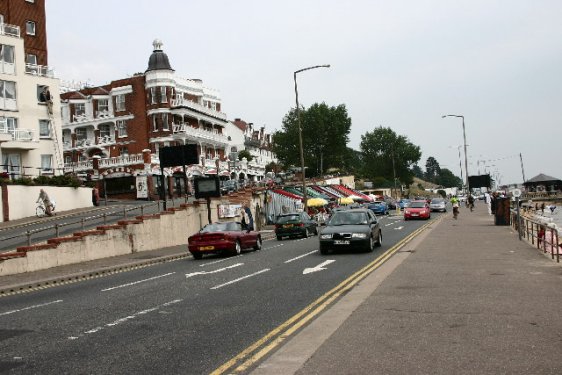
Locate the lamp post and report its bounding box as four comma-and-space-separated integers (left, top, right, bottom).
442, 115, 469, 194
449, 145, 464, 188
294, 64, 330, 211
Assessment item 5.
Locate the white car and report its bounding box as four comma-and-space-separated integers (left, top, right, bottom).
429, 198, 447, 212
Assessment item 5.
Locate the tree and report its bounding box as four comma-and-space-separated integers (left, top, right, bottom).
238, 149, 253, 162
360, 126, 421, 187
425, 157, 441, 183
411, 164, 424, 179
436, 168, 462, 188
272, 103, 351, 177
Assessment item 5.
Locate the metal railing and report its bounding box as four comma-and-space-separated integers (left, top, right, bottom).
511, 210, 560, 262
0, 199, 187, 253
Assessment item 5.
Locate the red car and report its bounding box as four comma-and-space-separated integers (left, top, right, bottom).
404, 200, 431, 220
188, 222, 262, 259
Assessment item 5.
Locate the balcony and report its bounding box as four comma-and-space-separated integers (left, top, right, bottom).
25, 63, 54, 78
172, 123, 228, 145
64, 153, 144, 173
0, 124, 37, 149
0, 23, 20, 38
171, 97, 227, 121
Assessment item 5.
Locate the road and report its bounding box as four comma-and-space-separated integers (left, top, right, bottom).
0, 212, 444, 374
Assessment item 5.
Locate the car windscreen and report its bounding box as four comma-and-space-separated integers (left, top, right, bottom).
431, 199, 444, 204
277, 215, 301, 224
201, 222, 241, 232
409, 202, 426, 208
329, 212, 369, 225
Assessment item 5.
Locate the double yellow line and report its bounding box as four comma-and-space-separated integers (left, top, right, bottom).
211, 220, 435, 374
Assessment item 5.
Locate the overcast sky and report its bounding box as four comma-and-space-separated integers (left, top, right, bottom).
45, 0, 562, 186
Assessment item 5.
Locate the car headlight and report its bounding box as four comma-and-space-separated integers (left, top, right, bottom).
352, 233, 367, 238
320, 234, 333, 239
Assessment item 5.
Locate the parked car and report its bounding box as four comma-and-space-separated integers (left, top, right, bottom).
367, 201, 389, 216
404, 200, 431, 220
429, 198, 447, 212
275, 212, 318, 240
319, 208, 382, 254
398, 199, 411, 209
188, 222, 262, 259
385, 198, 397, 209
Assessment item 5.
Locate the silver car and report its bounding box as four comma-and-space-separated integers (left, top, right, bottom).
429, 198, 447, 212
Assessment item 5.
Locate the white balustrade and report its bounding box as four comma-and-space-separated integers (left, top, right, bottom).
171, 97, 227, 120
172, 123, 228, 144
25, 64, 54, 78
0, 23, 20, 38
0, 124, 35, 142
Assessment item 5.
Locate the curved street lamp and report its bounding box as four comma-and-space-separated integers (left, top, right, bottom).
294, 64, 330, 211
442, 115, 470, 194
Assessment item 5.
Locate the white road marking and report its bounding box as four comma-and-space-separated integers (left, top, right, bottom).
199, 255, 243, 267
101, 272, 176, 292
394, 226, 404, 230
186, 263, 243, 279
385, 223, 395, 227
265, 244, 285, 250
0, 299, 63, 317
303, 260, 336, 274
285, 250, 318, 263
69, 299, 182, 340
211, 269, 270, 290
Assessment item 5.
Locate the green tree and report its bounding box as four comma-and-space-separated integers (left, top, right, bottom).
411, 164, 424, 179
272, 103, 351, 177
425, 156, 441, 183
360, 126, 421, 187
238, 149, 253, 162
436, 168, 462, 188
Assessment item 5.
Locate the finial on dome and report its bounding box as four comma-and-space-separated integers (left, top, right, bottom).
153, 39, 163, 51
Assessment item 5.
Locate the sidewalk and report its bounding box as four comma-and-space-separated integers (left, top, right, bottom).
254, 204, 562, 374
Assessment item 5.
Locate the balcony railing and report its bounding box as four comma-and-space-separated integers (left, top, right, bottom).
25, 64, 54, 78
0, 124, 35, 142
172, 123, 228, 144
0, 23, 20, 38
64, 153, 144, 173
171, 97, 227, 120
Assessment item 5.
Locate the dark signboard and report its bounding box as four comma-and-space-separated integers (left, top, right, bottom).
468, 174, 491, 189
194, 177, 221, 199
159, 144, 199, 168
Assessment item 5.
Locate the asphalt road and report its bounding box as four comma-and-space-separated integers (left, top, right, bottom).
0, 212, 445, 374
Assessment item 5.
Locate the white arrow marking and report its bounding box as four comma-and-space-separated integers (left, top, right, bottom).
303, 260, 336, 274
186, 263, 243, 279
394, 226, 404, 230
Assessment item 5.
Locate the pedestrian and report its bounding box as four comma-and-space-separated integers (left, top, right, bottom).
485, 192, 492, 215
541, 202, 545, 215
36, 188, 53, 216
92, 187, 100, 206
451, 195, 460, 219
242, 202, 254, 231
39, 86, 53, 115
467, 194, 475, 212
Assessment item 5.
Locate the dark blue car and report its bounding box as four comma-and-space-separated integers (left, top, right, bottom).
368, 201, 388, 216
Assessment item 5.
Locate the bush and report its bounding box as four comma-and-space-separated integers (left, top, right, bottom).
0, 174, 82, 188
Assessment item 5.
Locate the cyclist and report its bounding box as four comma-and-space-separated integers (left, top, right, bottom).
36, 188, 54, 216
467, 194, 475, 212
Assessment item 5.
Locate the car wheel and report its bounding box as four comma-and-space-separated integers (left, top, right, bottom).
254, 236, 262, 251
191, 252, 203, 260
375, 231, 382, 247
277, 235, 283, 241
304, 228, 310, 238
233, 240, 242, 256
366, 236, 375, 252
320, 246, 329, 255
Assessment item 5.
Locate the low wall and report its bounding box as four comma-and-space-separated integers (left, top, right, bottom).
0, 190, 264, 276
2, 185, 93, 221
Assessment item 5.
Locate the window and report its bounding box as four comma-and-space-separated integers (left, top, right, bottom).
25, 21, 36, 36
0, 80, 16, 100
152, 115, 158, 132
2, 153, 21, 177
119, 147, 128, 156
115, 94, 125, 111
26, 0, 36, 3
41, 155, 53, 171
160, 87, 167, 103
64, 155, 72, 164
150, 87, 157, 104
75, 128, 87, 141
99, 124, 111, 138
117, 120, 127, 137
39, 120, 50, 138
26, 54, 37, 65
162, 113, 169, 130
0, 44, 15, 70
0, 117, 17, 135
97, 99, 109, 113
74, 103, 85, 116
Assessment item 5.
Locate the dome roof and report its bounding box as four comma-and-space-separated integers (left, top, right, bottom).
146, 39, 174, 72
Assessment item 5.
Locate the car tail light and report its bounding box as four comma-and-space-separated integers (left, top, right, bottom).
297, 223, 305, 227
275, 224, 281, 229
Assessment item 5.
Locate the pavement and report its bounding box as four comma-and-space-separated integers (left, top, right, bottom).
3, 204, 562, 374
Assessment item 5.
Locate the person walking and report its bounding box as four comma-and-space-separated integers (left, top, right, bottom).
92, 187, 100, 206
485, 192, 492, 215
467, 194, 475, 212
451, 196, 460, 219
36, 188, 53, 216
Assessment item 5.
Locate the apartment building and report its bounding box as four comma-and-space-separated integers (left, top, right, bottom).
61, 40, 265, 198
0, 0, 62, 177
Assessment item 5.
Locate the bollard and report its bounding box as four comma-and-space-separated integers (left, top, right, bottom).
55, 223, 60, 237
103, 213, 107, 225
140, 205, 144, 216
123, 207, 127, 218
26, 230, 31, 246
81, 218, 85, 230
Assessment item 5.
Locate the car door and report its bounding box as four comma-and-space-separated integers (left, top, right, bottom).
369, 211, 379, 238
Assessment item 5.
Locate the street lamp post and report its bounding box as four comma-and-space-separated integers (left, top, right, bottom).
294, 64, 330, 211
442, 115, 470, 194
